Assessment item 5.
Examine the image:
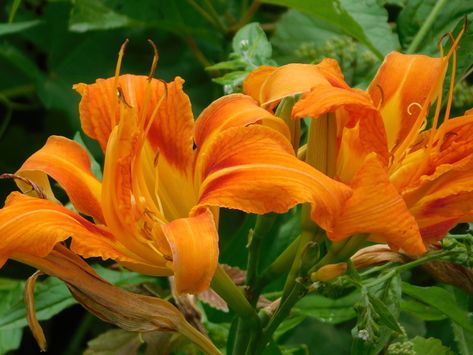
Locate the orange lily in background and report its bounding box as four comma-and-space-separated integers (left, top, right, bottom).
0, 49, 352, 294
244, 29, 471, 255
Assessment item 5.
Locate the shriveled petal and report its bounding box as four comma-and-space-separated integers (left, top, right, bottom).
195, 125, 352, 232
17, 136, 104, 223
0, 193, 130, 267
162, 208, 219, 294
194, 94, 289, 149
328, 154, 425, 256
368, 52, 443, 152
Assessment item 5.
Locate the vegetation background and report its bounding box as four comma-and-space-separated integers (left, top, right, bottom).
0, 0, 472, 354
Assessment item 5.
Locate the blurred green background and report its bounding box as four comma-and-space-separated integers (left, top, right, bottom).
0, 0, 472, 354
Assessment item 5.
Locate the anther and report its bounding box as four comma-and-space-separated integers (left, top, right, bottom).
407, 102, 422, 115
147, 39, 159, 82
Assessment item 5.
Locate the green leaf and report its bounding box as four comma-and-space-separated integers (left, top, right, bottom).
400, 299, 447, 321
274, 315, 306, 341
397, 0, 473, 53
0, 20, 41, 36
262, 0, 399, 58
412, 336, 453, 355
294, 290, 359, 324
0, 277, 76, 330
232, 22, 272, 66
69, 0, 132, 32
367, 293, 403, 334
402, 282, 473, 334
0, 328, 22, 354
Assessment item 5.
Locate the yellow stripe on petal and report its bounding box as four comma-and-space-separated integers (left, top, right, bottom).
17, 136, 104, 223
162, 208, 219, 294
195, 125, 352, 232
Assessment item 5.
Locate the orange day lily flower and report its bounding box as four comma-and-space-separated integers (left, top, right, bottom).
0, 45, 352, 294
244, 27, 471, 255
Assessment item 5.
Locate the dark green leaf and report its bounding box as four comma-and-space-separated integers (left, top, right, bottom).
274, 315, 306, 341
402, 282, 473, 334
69, 0, 132, 32
0, 20, 41, 36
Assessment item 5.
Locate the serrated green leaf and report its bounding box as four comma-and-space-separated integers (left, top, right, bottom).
412, 336, 453, 355
263, 0, 399, 58
69, 0, 132, 32
294, 290, 359, 324
0, 20, 41, 36
402, 282, 473, 334
206, 59, 246, 71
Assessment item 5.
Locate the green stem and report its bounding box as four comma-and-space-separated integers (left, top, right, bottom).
186, 0, 223, 31
249, 279, 307, 355
309, 234, 367, 274
246, 214, 276, 302
203, 0, 227, 32
406, 0, 449, 54
211, 265, 258, 323
252, 234, 300, 295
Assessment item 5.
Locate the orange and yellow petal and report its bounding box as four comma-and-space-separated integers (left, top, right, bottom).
195, 125, 352, 232
328, 153, 425, 256
194, 94, 289, 150
0, 192, 126, 267
17, 136, 104, 223
243, 65, 276, 104
367, 52, 443, 152
162, 208, 219, 294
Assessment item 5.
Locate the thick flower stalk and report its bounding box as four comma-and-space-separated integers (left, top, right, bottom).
243, 28, 470, 256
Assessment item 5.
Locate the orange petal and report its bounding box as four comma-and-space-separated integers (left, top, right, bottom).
194, 94, 289, 149
253, 62, 345, 108
147, 77, 195, 176
368, 52, 443, 152
17, 136, 104, 223
243, 65, 277, 103
328, 153, 425, 256
74, 75, 194, 173
162, 208, 219, 294
195, 125, 352, 232
0, 192, 129, 267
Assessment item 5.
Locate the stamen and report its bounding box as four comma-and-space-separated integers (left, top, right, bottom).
147, 39, 159, 82
112, 39, 129, 128
407, 102, 422, 116
140, 39, 160, 131
117, 87, 132, 108
143, 80, 168, 139
375, 84, 384, 110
